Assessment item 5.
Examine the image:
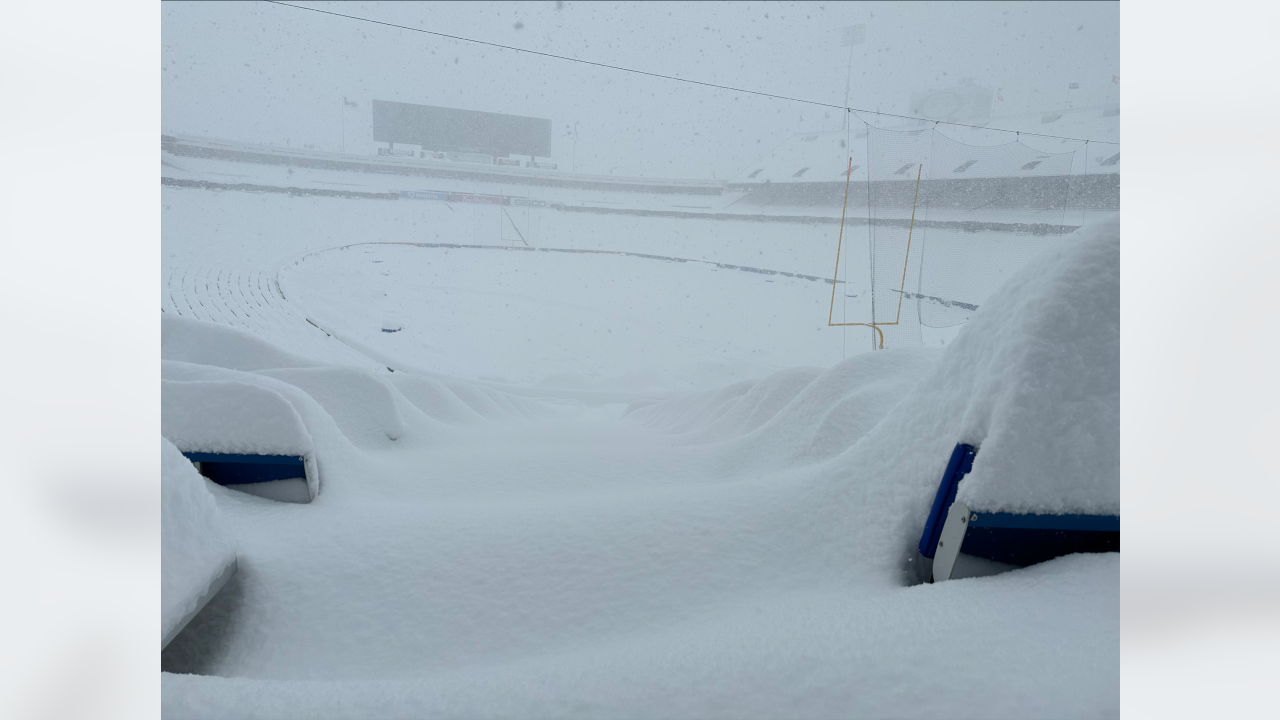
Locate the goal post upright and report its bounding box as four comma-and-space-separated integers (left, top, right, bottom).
827, 138, 924, 351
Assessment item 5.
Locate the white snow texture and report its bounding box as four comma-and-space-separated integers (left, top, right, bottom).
161, 437, 236, 646
159, 181, 1119, 718
161, 379, 314, 458
954, 214, 1120, 514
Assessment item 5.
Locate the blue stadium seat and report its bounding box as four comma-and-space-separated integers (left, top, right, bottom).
182, 451, 312, 503
182, 452, 307, 485
918, 443, 1119, 582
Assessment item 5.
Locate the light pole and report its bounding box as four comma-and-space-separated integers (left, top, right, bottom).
841, 24, 865, 130
842, 46, 854, 131
341, 97, 357, 154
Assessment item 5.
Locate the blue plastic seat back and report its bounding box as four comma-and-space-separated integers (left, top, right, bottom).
182, 452, 306, 485
918, 443, 977, 559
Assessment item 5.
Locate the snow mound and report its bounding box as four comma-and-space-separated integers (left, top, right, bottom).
163, 312, 559, 437
161, 436, 236, 647
635, 366, 826, 442
257, 367, 409, 446
161, 312, 568, 506
162, 379, 314, 457
162, 313, 320, 371
441, 380, 557, 422
161, 553, 1118, 718
815, 214, 1119, 570
388, 373, 486, 425
626, 349, 941, 467
950, 215, 1120, 515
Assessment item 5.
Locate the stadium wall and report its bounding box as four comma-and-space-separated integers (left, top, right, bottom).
727, 174, 1119, 211
161, 135, 724, 196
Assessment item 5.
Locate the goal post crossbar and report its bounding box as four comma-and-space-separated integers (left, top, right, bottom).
827, 160, 924, 350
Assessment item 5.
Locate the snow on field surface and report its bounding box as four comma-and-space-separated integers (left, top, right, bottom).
281, 242, 849, 390
161, 184, 1118, 718
161, 438, 236, 647
160, 186, 869, 388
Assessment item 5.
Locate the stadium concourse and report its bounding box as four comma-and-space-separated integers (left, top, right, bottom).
160, 139, 1119, 718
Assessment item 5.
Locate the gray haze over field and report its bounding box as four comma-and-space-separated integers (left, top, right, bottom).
162, 1, 1118, 178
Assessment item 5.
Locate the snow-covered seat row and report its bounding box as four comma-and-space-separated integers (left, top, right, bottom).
918, 443, 1120, 582
161, 311, 573, 506
162, 379, 319, 503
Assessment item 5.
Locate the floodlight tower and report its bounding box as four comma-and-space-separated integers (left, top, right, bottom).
340, 96, 358, 154
841, 24, 866, 131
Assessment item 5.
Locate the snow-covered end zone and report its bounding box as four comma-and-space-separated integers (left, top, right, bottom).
162, 437, 237, 648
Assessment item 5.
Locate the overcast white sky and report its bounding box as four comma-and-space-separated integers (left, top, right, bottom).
162, 1, 1118, 177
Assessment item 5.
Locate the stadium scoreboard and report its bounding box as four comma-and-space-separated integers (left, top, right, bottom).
371, 100, 552, 158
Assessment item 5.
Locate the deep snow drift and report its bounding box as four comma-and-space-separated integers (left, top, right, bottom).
161, 438, 236, 648
161, 183, 1119, 717
627, 214, 1120, 567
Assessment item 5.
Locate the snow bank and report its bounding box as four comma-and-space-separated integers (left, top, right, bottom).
811, 215, 1119, 572
951, 215, 1120, 515
165, 312, 553, 429
162, 312, 320, 371
388, 373, 486, 424
161, 437, 236, 648
626, 349, 941, 467
638, 366, 826, 442
160, 313, 570, 508
257, 367, 408, 446
161, 553, 1117, 719
441, 380, 556, 422
162, 379, 314, 457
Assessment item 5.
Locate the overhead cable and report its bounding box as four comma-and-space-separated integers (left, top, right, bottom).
264, 1, 1118, 145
